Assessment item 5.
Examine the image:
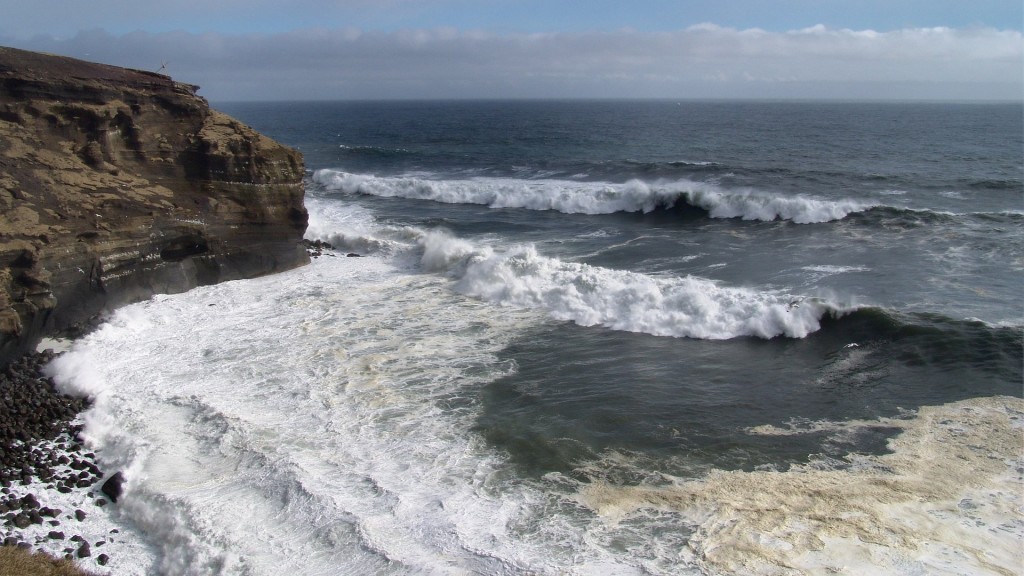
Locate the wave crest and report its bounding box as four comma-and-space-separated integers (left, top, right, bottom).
420, 231, 852, 340
313, 169, 873, 224
302, 197, 857, 340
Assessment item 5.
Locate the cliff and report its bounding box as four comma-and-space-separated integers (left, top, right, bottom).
0, 47, 309, 366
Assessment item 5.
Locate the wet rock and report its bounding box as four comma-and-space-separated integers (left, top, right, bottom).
19, 493, 38, 509
97, 553, 109, 566
47, 530, 64, 540
302, 239, 335, 258
100, 471, 124, 503
74, 509, 86, 522
77, 542, 91, 558
0, 352, 119, 551
12, 513, 30, 529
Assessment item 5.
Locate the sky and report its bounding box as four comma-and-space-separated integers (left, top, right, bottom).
0, 0, 1021, 101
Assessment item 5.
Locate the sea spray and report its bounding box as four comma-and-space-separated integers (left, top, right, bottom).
46, 255, 554, 575
314, 169, 874, 224
418, 230, 850, 340
304, 197, 858, 341
37, 177, 1022, 575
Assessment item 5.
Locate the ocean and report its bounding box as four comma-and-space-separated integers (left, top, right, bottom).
45, 100, 1023, 574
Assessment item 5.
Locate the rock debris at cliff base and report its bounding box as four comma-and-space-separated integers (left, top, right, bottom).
0, 351, 120, 571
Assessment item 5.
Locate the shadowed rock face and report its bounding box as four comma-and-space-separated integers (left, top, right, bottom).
0, 47, 309, 366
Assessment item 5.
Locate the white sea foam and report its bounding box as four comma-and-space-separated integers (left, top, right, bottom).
802, 265, 870, 274
578, 396, 1024, 576
47, 254, 563, 575
418, 230, 845, 339
302, 195, 850, 341
0, 433, 155, 574
801, 264, 872, 283
313, 169, 873, 224
39, 199, 1022, 576
303, 197, 421, 256
939, 190, 968, 200
682, 186, 871, 223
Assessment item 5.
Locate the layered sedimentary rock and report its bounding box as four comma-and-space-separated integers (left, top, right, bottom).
0, 47, 309, 365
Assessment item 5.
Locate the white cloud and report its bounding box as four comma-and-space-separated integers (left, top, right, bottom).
3, 25, 1020, 100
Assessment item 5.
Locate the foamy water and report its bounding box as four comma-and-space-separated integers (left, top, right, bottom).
42, 199, 1023, 575
580, 397, 1024, 575
313, 169, 873, 224
306, 198, 855, 341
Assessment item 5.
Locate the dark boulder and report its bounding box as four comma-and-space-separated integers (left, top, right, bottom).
100, 472, 124, 503
76, 542, 91, 558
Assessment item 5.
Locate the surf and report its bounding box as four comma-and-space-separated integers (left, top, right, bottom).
302, 197, 859, 341
313, 169, 875, 224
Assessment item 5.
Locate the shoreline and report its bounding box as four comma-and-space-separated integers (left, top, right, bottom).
7, 238, 1023, 574
0, 242, 335, 573
0, 46, 314, 571
0, 349, 145, 574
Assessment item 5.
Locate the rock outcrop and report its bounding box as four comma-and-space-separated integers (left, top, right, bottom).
0, 47, 309, 366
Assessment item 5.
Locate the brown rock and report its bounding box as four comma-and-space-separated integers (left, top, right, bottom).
0, 46, 309, 367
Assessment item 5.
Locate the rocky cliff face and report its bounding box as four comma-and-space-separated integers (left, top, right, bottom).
0, 47, 309, 366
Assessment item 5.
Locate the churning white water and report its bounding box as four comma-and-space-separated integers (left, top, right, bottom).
43, 199, 1023, 575
312, 169, 874, 223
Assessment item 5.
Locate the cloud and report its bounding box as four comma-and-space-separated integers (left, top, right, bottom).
3, 24, 1021, 101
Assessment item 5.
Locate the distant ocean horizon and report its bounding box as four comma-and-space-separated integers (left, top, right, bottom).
212, 96, 1024, 105
48, 99, 1023, 574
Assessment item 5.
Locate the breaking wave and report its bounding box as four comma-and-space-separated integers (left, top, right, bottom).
302, 197, 854, 340
419, 231, 855, 340
313, 169, 873, 224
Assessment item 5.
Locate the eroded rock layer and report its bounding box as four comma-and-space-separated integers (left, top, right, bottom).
0, 47, 309, 365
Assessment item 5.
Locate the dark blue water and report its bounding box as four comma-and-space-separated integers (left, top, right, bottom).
219, 100, 1023, 476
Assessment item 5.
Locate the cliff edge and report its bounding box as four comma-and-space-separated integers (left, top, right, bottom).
0, 47, 309, 366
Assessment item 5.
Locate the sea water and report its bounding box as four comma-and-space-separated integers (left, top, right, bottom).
45, 100, 1023, 575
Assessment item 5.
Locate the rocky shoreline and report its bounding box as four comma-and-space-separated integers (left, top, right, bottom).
0, 240, 338, 573
0, 47, 316, 572
0, 350, 117, 571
